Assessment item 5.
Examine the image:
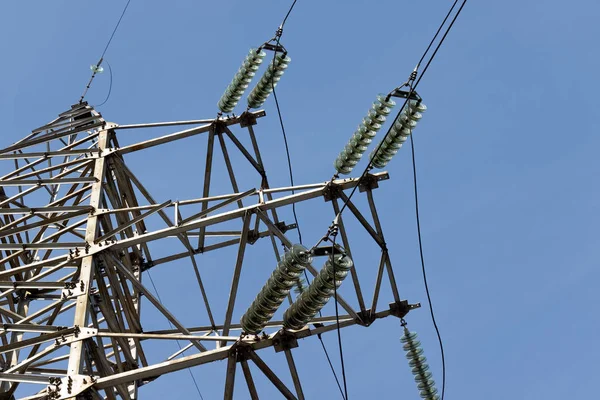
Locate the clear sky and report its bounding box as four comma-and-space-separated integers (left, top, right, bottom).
0, 0, 598, 399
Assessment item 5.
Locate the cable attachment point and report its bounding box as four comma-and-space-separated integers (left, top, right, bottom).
328, 216, 340, 239
390, 300, 421, 319
409, 65, 419, 83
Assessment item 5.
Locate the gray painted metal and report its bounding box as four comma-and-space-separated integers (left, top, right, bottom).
0, 103, 406, 399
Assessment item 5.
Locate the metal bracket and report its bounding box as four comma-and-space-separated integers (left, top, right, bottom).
389, 89, 421, 101
311, 244, 345, 258
323, 183, 343, 202
260, 43, 286, 54
356, 310, 376, 327
129, 252, 143, 267
232, 342, 251, 362
52, 327, 98, 347
239, 111, 258, 127
247, 230, 260, 245
213, 120, 226, 135
358, 173, 381, 193
272, 330, 298, 353
275, 221, 296, 234
140, 260, 154, 272
389, 300, 421, 319
90, 292, 102, 313
47, 374, 97, 400
61, 281, 95, 300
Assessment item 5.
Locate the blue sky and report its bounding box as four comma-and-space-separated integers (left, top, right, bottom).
1, 0, 598, 399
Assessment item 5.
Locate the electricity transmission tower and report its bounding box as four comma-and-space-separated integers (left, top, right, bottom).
0, 99, 419, 399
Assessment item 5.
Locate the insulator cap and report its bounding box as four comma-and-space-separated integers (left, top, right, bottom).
369, 101, 427, 169
401, 328, 439, 400
247, 54, 291, 109
334, 94, 396, 175
217, 48, 266, 114
240, 244, 312, 334
283, 254, 353, 330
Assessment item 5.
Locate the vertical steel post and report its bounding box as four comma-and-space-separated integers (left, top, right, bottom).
67, 127, 110, 377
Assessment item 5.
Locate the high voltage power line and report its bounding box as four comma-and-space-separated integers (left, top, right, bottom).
265, 1, 351, 397
0, 0, 470, 398
79, 0, 133, 104
328, 2, 468, 399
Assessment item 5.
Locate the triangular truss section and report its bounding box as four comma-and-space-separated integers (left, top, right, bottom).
0, 103, 416, 400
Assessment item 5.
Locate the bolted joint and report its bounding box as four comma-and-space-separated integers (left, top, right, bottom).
213, 120, 227, 135
358, 173, 380, 192
232, 343, 252, 362
140, 260, 154, 272
323, 183, 343, 202
273, 330, 298, 353
275, 221, 296, 234
355, 309, 376, 327
122, 360, 139, 372
239, 111, 258, 127
52, 374, 96, 399
310, 243, 345, 258
247, 230, 260, 245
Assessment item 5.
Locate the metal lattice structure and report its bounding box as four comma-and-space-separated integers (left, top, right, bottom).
0, 102, 417, 399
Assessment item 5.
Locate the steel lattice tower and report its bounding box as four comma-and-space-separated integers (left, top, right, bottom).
0, 102, 418, 399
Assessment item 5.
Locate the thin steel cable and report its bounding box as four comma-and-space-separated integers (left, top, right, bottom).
270, 33, 303, 245
147, 271, 206, 400
300, 246, 346, 399
330, 232, 349, 399
270, 3, 349, 395
95, 61, 113, 107
417, 0, 460, 69
79, 0, 133, 103
409, 133, 446, 400
318, 335, 346, 398
302, 267, 346, 400
336, 0, 467, 218
329, 2, 467, 397
414, 0, 468, 89
100, 0, 133, 59
280, 0, 299, 30
272, 86, 303, 245
271, 35, 347, 399
265, 2, 352, 397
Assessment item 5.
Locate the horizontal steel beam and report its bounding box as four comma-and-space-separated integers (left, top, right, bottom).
108, 172, 389, 251
117, 111, 266, 155
97, 332, 240, 342
0, 149, 102, 160
114, 110, 265, 130
145, 314, 355, 335
0, 177, 97, 186
0, 243, 84, 250
0, 206, 92, 215
0, 282, 66, 289
1, 324, 68, 333
0, 372, 50, 384
94, 310, 393, 389
114, 119, 216, 130
0, 121, 104, 155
